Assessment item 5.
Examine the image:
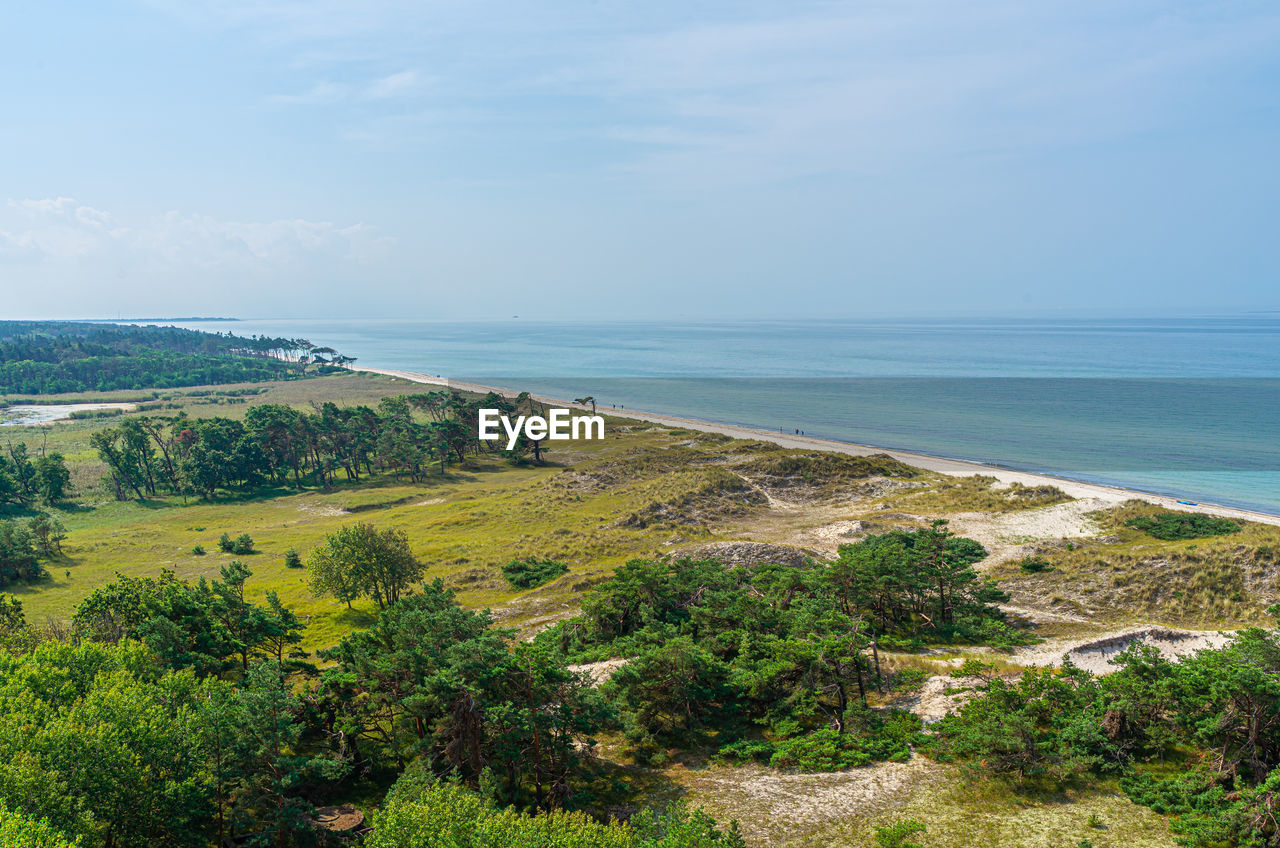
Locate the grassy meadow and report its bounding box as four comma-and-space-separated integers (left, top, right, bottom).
3, 373, 885, 649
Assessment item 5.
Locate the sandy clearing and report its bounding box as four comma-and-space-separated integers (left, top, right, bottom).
894, 675, 983, 723
811, 520, 869, 547
355, 367, 1280, 528
679, 757, 943, 844
948, 498, 1107, 550
1014, 626, 1234, 674
568, 658, 629, 686
297, 503, 350, 517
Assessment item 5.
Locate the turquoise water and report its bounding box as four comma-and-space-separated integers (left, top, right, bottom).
173, 318, 1280, 514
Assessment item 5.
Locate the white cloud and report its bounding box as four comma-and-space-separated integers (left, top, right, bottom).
269, 81, 349, 104
0, 197, 393, 271
270, 70, 422, 105
364, 70, 420, 99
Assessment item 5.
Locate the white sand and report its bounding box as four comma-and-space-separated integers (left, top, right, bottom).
1015, 627, 1233, 674
353, 367, 1280, 527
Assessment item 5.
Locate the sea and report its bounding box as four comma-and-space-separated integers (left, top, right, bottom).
169, 317, 1280, 515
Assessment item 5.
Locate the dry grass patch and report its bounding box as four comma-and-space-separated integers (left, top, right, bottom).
895, 475, 1072, 514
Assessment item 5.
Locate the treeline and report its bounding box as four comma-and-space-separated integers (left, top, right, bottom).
0, 558, 744, 848
93, 391, 551, 499
0, 321, 346, 393
930, 623, 1280, 847
547, 521, 1019, 770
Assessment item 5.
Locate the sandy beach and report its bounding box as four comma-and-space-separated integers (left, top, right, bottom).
356, 366, 1280, 528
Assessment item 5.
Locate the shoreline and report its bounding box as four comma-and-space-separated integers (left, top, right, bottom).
355, 366, 1280, 528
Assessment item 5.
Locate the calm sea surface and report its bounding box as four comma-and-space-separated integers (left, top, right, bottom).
172, 318, 1280, 514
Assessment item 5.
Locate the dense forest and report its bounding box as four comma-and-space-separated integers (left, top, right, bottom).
0, 321, 349, 394
0, 556, 748, 848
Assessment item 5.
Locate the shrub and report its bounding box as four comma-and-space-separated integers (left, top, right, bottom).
284, 548, 303, 568
368, 778, 744, 848
0, 521, 46, 587
1019, 556, 1053, 573
769, 710, 921, 772
231, 533, 255, 555
715, 739, 775, 764
217, 533, 234, 553
1125, 512, 1240, 541
0, 801, 81, 848
501, 557, 568, 589
191, 544, 205, 556
890, 667, 929, 692
770, 728, 868, 771
875, 819, 927, 848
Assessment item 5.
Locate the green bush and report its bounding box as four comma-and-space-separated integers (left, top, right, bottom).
768, 710, 921, 772
217, 533, 234, 553
367, 779, 744, 848
890, 667, 929, 692
231, 533, 255, 555
284, 548, 303, 568
715, 738, 775, 764
1019, 556, 1053, 573
875, 819, 927, 848
770, 728, 869, 771
501, 557, 568, 589
1125, 512, 1240, 541
191, 544, 205, 556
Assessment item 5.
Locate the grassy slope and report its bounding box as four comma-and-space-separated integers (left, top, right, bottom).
992, 500, 1280, 629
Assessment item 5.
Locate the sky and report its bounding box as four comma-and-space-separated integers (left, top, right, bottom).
1, 0, 1278, 321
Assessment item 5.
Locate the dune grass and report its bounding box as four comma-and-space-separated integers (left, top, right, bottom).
893, 474, 1072, 514
992, 500, 1280, 629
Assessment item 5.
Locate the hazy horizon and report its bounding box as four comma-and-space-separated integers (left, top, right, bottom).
3, 1, 1278, 321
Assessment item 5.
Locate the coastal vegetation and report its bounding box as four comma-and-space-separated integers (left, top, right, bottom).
0, 321, 349, 394
1, 369, 1279, 845
1124, 511, 1241, 541
931, 622, 1280, 848
87, 388, 552, 499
